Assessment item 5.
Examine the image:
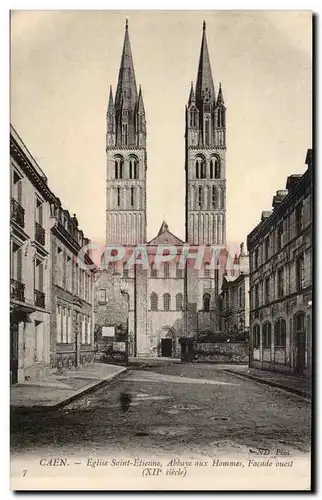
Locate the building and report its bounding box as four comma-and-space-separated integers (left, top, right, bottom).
221, 243, 250, 339
10, 125, 55, 383
50, 205, 96, 370
247, 149, 312, 377
95, 21, 227, 357
10, 125, 96, 384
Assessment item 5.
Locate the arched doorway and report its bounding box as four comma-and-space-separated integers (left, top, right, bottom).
156, 326, 176, 358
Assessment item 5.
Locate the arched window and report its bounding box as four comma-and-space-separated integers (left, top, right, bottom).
212, 186, 216, 208
164, 262, 170, 278
163, 293, 171, 311
204, 116, 210, 146
274, 318, 286, 347
203, 293, 210, 312
214, 157, 221, 179
129, 157, 139, 179
176, 293, 183, 311
253, 324, 260, 347
294, 312, 305, 332
117, 187, 121, 207
114, 156, 124, 179
198, 186, 203, 209
262, 322, 272, 347
130, 186, 135, 207
150, 292, 158, 311
195, 157, 205, 179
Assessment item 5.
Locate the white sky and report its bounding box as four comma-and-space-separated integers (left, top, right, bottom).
10, 10, 312, 248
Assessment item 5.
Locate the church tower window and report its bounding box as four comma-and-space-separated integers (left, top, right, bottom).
215, 158, 221, 179
204, 116, 210, 146
117, 187, 121, 207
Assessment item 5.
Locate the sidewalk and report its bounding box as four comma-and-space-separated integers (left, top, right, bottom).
224, 365, 311, 400
10, 363, 127, 412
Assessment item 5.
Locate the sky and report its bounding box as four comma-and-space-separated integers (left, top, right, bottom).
10, 10, 312, 248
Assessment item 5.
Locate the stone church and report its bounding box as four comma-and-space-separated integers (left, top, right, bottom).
95, 20, 228, 357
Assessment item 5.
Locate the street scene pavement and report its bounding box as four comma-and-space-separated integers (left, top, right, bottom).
11, 363, 311, 460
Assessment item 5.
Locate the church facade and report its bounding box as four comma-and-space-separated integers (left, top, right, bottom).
95, 21, 228, 357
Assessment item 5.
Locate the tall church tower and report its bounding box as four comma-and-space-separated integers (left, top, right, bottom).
185, 21, 226, 246
106, 20, 147, 245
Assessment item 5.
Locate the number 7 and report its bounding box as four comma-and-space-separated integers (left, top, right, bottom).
23, 470, 27, 477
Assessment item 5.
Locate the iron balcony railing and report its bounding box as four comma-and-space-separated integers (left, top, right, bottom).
11, 198, 25, 228
35, 221, 45, 246
34, 289, 45, 308
11, 278, 25, 302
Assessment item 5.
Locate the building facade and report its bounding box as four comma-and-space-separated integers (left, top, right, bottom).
10, 125, 54, 383
247, 149, 312, 377
10, 125, 96, 384
50, 206, 95, 370
221, 243, 250, 339
94, 21, 228, 358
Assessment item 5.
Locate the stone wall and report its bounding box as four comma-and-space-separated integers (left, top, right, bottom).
193, 341, 249, 363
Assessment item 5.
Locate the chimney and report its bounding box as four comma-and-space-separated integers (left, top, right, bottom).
272, 189, 288, 209
261, 210, 272, 221
286, 174, 302, 192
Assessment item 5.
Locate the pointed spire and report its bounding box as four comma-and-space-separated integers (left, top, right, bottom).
188, 81, 195, 105
107, 86, 114, 114
115, 20, 138, 110
216, 82, 225, 106
158, 221, 169, 235
195, 21, 215, 104
137, 85, 145, 113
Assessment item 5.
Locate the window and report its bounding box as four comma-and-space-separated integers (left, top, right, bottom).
212, 186, 216, 208
254, 247, 259, 269
151, 292, 158, 311
198, 186, 203, 209
274, 319, 286, 347
164, 262, 170, 278
98, 289, 107, 304
130, 186, 135, 207
176, 267, 183, 279
176, 293, 183, 311
203, 293, 210, 312
68, 309, 72, 343
214, 158, 221, 179
117, 187, 121, 207
122, 123, 128, 146
123, 262, 129, 278
255, 284, 259, 308
195, 157, 205, 179
163, 293, 171, 311
264, 236, 270, 261
190, 108, 197, 128
56, 305, 62, 343
294, 312, 305, 333
253, 324, 260, 348
214, 269, 219, 296
296, 254, 305, 291
204, 117, 210, 146
151, 267, 158, 278
264, 276, 270, 304
210, 159, 214, 179
277, 222, 284, 250
217, 108, 224, 128
129, 158, 138, 179
295, 202, 303, 235
114, 157, 123, 179
277, 267, 284, 298
87, 317, 91, 344
62, 307, 67, 343
262, 322, 271, 347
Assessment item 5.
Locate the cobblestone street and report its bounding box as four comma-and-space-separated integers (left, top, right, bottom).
11, 364, 311, 459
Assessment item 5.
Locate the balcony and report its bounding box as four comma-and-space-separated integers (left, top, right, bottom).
35, 222, 45, 246
11, 198, 25, 228
11, 278, 25, 302
34, 289, 45, 308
